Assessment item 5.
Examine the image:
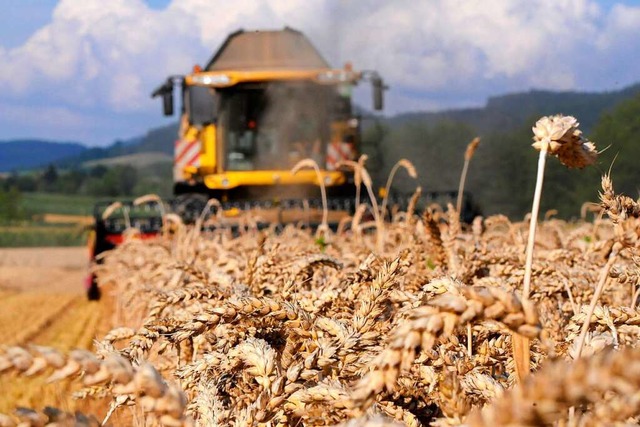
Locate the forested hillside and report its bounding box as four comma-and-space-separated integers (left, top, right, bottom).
54, 123, 178, 168
364, 88, 640, 218
389, 84, 640, 134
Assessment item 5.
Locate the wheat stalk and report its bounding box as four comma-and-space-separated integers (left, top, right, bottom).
456, 137, 480, 215
380, 158, 418, 221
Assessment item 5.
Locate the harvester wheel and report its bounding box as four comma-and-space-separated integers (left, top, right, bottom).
174, 193, 209, 224
87, 275, 101, 301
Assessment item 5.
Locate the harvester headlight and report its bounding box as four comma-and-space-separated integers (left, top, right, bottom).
316, 71, 336, 82
324, 176, 332, 185
317, 70, 356, 84
192, 74, 230, 86
221, 178, 230, 187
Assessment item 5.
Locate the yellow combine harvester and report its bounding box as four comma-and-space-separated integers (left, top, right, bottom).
152, 27, 385, 225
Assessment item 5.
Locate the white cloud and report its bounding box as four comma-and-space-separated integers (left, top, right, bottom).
0, 0, 639, 142
337, 0, 607, 92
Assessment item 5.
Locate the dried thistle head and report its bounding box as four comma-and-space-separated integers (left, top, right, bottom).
532, 114, 597, 168
532, 115, 577, 150
464, 137, 481, 161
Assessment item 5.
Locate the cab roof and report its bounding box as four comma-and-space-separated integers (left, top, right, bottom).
205, 27, 331, 71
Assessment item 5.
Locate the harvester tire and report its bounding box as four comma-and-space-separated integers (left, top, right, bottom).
174, 193, 209, 224
87, 276, 101, 301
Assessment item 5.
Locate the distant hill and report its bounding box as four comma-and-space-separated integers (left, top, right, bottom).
55, 122, 178, 168
128, 122, 178, 155
0, 140, 87, 172
388, 83, 640, 135
83, 152, 172, 168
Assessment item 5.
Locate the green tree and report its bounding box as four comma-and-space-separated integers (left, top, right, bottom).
118, 165, 137, 196
378, 119, 475, 196
0, 187, 26, 222
587, 94, 640, 200
361, 119, 388, 183
470, 125, 536, 218
16, 174, 37, 192
57, 168, 87, 194
84, 165, 138, 197
89, 165, 108, 178
37, 164, 60, 192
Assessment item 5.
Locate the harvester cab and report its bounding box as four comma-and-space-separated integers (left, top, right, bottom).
152, 27, 386, 225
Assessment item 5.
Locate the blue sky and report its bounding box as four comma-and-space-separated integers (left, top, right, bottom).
0, 0, 639, 146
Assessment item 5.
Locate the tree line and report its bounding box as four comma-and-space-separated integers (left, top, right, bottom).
0, 164, 171, 197
0, 162, 172, 222
362, 93, 640, 219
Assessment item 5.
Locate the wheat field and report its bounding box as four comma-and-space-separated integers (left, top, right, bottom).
1, 117, 639, 426
2, 195, 639, 426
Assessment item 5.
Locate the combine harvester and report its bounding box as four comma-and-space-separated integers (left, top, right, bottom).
86, 27, 386, 299
86, 27, 478, 299
152, 27, 386, 225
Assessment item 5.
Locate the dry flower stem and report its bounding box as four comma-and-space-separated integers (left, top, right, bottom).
134, 194, 166, 232
291, 159, 329, 231
380, 159, 417, 221
339, 159, 385, 252
574, 243, 620, 358
523, 146, 548, 300
355, 154, 367, 214
513, 146, 548, 382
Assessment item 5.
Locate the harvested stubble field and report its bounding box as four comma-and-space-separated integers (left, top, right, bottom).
0, 247, 112, 418
1, 116, 640, 426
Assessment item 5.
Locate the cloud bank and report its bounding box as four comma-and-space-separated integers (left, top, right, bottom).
0, 0, 639, 144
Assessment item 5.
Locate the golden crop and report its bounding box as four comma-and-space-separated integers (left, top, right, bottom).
1, 117, 639, 426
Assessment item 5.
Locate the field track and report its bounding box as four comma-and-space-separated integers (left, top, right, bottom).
0, 247, 112, 415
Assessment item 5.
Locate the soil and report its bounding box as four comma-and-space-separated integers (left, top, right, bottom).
0, 246, 89, 293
